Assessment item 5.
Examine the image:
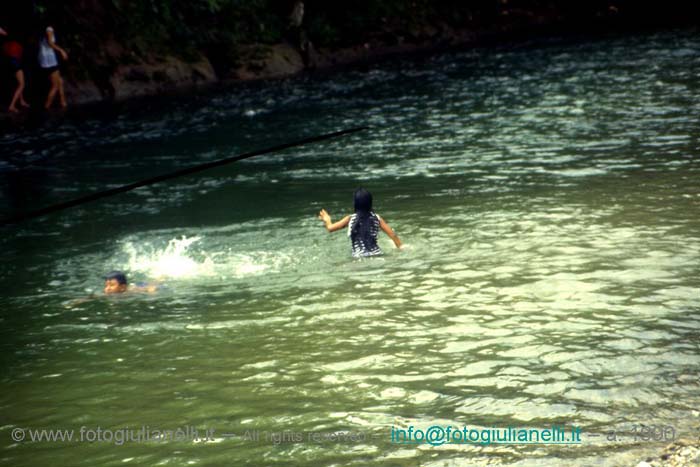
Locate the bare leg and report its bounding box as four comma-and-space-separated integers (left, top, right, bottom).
19, 70, 30, 107
45, 70, 60, 109
57, 72, 67, 108
8, 70, 27, 112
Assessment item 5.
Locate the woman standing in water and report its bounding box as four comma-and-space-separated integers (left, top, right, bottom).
318, 188, 403, 258
38, 24, 68, 109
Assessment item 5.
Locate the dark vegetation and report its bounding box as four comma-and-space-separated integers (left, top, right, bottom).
0, 1, 697, 104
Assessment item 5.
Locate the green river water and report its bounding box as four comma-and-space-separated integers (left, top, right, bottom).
1, 29, 699, 467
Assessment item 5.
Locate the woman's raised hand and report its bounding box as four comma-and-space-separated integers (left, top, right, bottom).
318, 208, 331, 224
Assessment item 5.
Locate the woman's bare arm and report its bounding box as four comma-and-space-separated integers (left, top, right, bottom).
46, 27, 68, 60
378, 215, 402, 248
318, 209, 350, 232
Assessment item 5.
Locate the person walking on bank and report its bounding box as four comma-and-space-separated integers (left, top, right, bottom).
0, 26, 30, 113
287, 1, 314, 68
38, 24, 68, 109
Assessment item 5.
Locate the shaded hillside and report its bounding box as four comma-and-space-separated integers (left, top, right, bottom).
0, 1, 698, 105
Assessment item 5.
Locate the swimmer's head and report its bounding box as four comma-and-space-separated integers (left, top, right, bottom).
354, 188, 373, 213
103, 271, 127, 294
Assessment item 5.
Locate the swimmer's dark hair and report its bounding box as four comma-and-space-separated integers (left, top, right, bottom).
353, 188, 372, 213
104, 271, 127, 285
351, 188, 378, 248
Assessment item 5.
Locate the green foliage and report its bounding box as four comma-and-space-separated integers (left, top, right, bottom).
29, 0, 624, 72
36, 0, 479, 55
306, 14, 340, 47
32, 0, 489, 60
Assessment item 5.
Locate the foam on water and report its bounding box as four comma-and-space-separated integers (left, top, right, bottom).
119, 233, 295, 283
123, 236, 213, 279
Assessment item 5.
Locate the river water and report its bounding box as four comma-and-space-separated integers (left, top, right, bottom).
1, 29, 699, 467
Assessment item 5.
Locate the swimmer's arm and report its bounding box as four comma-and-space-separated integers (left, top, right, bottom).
318, 209, 350, 233
63, 293, 98, 308
131, 284, 158, 293
378, 215, 403, 249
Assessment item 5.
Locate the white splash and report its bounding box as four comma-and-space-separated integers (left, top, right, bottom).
119, 234, 292, 281
124, 236, 214, 279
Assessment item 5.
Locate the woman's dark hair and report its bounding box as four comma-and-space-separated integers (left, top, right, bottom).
351, 188, 377, 248
353, 188, 372, 213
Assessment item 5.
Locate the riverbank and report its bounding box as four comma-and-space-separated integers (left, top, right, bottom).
57, 12, 668, 105
62, 22, 551, 105
3, 1, 696, 109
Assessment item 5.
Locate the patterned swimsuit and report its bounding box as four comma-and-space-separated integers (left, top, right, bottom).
348, 212, 382, 258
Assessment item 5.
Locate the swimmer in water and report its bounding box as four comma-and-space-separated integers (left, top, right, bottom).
318, 188, 402, 258
63, 271, 158, 308
103, 270, 157, 294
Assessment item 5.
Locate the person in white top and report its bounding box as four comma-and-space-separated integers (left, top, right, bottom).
38, 25, 68, 109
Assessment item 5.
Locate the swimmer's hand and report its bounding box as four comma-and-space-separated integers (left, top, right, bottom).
318, 208, 331, 224
318, 210, 351, 233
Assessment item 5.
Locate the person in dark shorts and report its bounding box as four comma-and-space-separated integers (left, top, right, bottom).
0, 26, 29, 113
37, 25, 68, 109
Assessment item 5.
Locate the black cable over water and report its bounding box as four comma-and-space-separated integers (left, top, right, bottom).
0, 126, 369, 227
